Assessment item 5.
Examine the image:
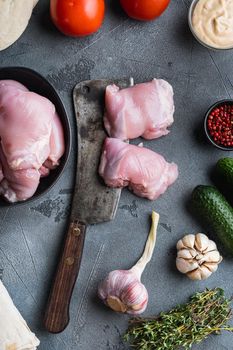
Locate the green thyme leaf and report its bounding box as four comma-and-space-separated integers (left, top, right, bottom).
124, 288, 233, 350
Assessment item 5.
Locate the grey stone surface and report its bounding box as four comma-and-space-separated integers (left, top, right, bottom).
0, 0, 233, 349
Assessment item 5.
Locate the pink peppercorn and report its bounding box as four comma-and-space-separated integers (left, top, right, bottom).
207, 103, 233, 147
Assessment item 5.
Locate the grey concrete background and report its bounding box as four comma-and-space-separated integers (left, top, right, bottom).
0, 0, 233, 349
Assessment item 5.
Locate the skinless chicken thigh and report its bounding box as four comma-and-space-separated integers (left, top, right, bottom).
0, 80, 28, 91
0, 161, 3, 183
0, 84, 53, 170
99, 138, 178, 201
44, 112, 65, 170
104, 79, 175, 140
0, 80, 65, 202
0, 147, 40, 202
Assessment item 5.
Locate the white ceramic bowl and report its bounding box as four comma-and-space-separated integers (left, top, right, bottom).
188, 0, 233, 51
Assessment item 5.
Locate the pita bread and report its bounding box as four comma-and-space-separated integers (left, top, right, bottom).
0, 0, 37, 51
0, 281, 40, 350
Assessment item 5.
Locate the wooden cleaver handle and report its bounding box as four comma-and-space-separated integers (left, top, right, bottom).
44, 220, 86, 333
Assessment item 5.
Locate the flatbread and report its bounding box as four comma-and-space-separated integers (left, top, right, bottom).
0, 281, 40, 350
0, 0, 36, 51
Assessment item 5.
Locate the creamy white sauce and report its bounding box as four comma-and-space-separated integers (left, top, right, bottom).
192, 0, 233, 49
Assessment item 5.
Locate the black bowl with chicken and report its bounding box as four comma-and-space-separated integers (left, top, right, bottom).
0, 66, 71, 206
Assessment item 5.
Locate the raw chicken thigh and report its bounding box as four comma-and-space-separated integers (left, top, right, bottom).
0, 79, 28, 91
0, 80, 65, 202
45, 112, 66, 169
99, 138, 178, 200
104, 79, 174, 140
0, 147, 40, 202
0, 161, 3, 183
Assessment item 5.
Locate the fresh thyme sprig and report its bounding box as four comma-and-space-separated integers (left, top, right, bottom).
124, 288, 233, 350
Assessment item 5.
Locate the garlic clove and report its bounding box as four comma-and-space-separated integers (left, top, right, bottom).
177, 249, 195, 260
200, 266, 213, 280
187, 268, 203, 280
204, 240, 217, 253
189, 249, 198, 258
131, 303, 145, 311
195, 253, 204, 261
176, 257, 199, 273
203, 262, 219, 273
202, 250, 222, 263
176, 239, 185, 250
195, 233, 209, 252
107, 296, 127, 313
130, 300, 148, 314
98, 270, 133, 298
187, 266, 212, 280
120, 279, 148, 314
177, 234, 195, 250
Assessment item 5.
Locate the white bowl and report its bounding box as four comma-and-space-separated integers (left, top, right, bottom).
188, 0, 233, 51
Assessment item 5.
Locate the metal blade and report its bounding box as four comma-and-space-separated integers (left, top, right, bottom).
72, 78, 134, 225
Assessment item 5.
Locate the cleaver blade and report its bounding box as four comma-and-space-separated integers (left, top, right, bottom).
72, 78, 133, 224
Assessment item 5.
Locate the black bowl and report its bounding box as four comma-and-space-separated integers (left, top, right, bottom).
204, 99, 233, 151
0, 66, 71, 206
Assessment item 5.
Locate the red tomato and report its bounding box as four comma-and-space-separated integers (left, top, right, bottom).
50, 0, 105, 37
120, 0, 170, 21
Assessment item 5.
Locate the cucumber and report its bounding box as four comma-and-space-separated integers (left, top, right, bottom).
191, 185, 233, 255
215, 157, 233, 189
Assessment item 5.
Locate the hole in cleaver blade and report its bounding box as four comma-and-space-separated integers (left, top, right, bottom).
72, 78, 134, 225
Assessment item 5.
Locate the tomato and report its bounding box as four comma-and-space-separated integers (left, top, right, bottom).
120, 0, 170, 21
50, 0, 105, 37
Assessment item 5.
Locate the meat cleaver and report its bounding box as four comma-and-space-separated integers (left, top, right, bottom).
44, 77, 134, 333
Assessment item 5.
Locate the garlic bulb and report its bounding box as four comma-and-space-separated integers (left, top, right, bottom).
176, 233, 222, 280
98, 211, 160, 315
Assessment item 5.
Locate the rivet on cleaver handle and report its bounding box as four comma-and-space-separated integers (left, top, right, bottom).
44, 77, 133, 334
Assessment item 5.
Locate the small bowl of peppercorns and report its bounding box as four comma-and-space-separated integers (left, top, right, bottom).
204, 100, 233, 151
